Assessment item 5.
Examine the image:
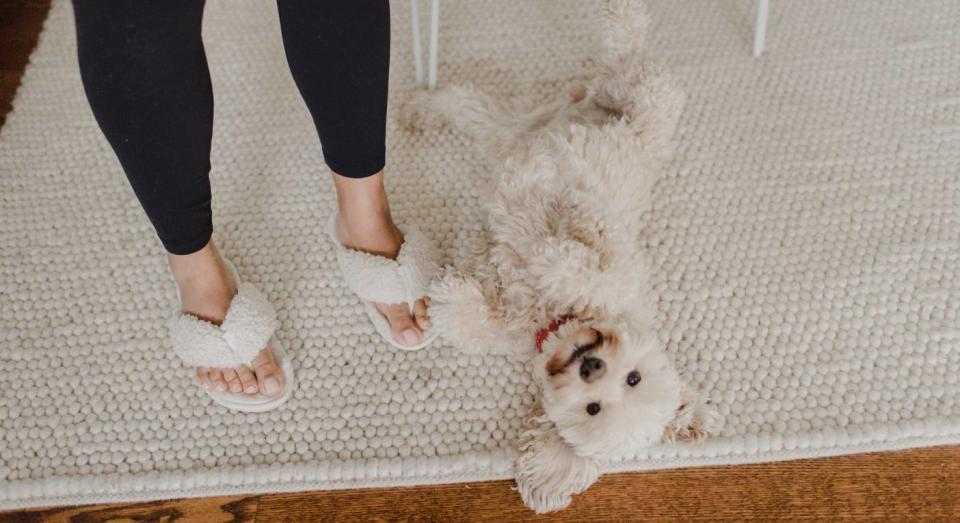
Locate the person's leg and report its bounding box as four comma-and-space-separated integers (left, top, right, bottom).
75, 0, 213, 255
277, 0, 431, 347
73, 0, 283, 395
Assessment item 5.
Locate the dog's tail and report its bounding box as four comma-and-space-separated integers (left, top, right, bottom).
598, 0, 651, 66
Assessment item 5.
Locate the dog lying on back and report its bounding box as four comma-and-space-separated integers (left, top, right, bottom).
402, 0, 720, 513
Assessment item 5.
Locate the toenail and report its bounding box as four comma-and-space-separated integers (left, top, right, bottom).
402, 329, 419, 345
229, 381, 242, 393
202, 382, 211, 390
245, 384, 258, 394
264, 376, 280, 395
216, 383, 227, 392
420, 317, 433, 329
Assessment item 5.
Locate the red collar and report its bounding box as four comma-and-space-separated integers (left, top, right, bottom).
535, 316, 572, 352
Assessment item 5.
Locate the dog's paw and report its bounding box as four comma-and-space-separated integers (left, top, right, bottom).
568, 84, 588, 103
665, 392, 723, 443
397, 90, 445, 132
429, 270, 527, 357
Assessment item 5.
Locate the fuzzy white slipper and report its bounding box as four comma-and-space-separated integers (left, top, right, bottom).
169, 259, 295, 412
326, 215, 440, 351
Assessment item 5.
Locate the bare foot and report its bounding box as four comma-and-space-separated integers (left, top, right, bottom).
169, 241, 285, 397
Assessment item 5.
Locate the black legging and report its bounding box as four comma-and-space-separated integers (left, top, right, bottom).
73, 0, 390, 255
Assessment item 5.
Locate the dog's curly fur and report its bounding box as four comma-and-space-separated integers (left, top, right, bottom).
402, 0, 721, 513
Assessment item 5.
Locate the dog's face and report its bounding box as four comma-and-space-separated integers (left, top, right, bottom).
534, 320, 684, 458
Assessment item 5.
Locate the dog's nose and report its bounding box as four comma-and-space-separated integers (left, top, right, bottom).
579, 357, 606, 383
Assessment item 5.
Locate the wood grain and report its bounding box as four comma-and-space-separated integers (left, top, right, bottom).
1, 1, 958, 522
2, 495, 259, 523
253, 446, 960, 522
3, 446, 958, 522
0, 0, 50, 129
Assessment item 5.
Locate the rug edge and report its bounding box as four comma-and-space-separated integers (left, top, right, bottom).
2, 433, 959, 511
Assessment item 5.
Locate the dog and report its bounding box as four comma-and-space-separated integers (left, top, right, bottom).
401, 0, 721, 513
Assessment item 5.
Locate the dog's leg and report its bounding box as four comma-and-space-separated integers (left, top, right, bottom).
429, 270, 527, 357
590, 0, 684, 151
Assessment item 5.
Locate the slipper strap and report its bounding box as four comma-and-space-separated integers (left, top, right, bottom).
169, 282, 279, 368
333, 225, 440, 306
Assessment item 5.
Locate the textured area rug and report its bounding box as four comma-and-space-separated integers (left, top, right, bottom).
1, 0, 959, 510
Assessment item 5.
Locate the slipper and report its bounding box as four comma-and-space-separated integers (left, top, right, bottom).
168, 259, 295, 412
326, 215, 440, 351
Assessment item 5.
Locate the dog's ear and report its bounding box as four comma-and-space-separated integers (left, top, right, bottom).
515, 407, 600, 513
663, 387, 723, 442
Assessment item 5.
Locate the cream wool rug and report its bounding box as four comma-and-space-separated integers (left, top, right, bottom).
1, 0, 959, 510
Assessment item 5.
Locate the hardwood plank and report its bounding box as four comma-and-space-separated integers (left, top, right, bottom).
2, 446, 959, 522
0, 0, 51, 129
0, 495, 259, 523
0, 0, 53, 67
253, 446, 960, 522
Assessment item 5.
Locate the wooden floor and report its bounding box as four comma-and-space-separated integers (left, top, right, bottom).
1, 446, 958, 522
0, 0, 49, 129
1, 2, 958, 521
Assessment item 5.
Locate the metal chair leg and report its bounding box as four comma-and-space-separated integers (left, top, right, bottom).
428, 0, 440, 89
753, 0, 769, 57
411, 0, 424, 85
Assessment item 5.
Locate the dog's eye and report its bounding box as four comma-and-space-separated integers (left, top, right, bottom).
626, 371, 641, 387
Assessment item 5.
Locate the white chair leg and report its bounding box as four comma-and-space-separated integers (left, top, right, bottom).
753, 0, 769, 57
427, 0, 440, 90
411, 0, 424, 85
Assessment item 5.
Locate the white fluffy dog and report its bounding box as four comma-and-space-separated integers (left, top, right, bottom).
403, 0, 720, 513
